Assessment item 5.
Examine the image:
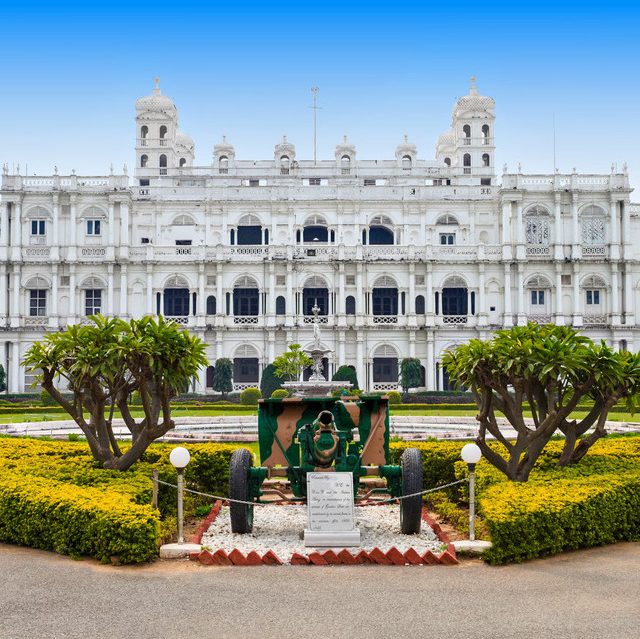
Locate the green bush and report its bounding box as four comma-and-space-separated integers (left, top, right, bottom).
386, 391, 402, 404
270, 389, 289, 399
39, 390, 58, 407
332, 365, 359, 390
239, 387, 262, 405
260, 363, 285, 399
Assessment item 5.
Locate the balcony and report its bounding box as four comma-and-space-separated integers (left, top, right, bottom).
526, 246, 551, 258
233, 316, 259, 325
581, 245, 608, 259
527, 314, 552, 325
583, 314, 608, 327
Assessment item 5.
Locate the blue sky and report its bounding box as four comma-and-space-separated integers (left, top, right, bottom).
1, 1, 639, 192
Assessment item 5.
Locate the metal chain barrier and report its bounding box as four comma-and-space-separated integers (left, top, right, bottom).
155, 477, 466, 508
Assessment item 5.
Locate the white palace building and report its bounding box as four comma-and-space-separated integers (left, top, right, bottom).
1, 78, 638, 393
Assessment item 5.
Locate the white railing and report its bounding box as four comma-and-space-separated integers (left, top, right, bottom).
80, 247, 106, 257
527, 314, 552, 324
373, 315, 398, 324
29, 235, 47, 245
233, 383, 259, 391
165, 316, 189, 325
442, 315, 468, 324
23, 247, 50, 258
303, 315, 328, 324
372, 383, 400, 391
583, 314, 608, 326
24, 316, 48, 327
581, 245, 608, 258
233, 316, 259, 324
526, 246, 551, 257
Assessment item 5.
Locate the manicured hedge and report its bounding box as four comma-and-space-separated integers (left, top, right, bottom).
0, 438, 238, 564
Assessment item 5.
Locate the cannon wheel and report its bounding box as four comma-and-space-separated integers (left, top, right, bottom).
229, 448, 254, 534
400, 448, 423, 534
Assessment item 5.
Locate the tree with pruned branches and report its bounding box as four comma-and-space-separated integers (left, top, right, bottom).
442, 324, 640, 481
23, 315, 207, 471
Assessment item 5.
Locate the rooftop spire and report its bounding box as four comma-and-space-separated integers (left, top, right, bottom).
153, 76, 161, 96
470, 75, 478, 96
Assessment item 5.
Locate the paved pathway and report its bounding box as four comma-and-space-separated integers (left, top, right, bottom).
0, 542, 638, 638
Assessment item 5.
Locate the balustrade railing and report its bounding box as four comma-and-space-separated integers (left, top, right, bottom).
581, 245, 608, 258
526, 245, 551, 258
233, 316, 259, 324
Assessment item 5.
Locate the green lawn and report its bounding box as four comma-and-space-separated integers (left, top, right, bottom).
1, 406, 639, 424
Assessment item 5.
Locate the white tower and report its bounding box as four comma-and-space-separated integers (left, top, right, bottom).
134, 78, 194, 182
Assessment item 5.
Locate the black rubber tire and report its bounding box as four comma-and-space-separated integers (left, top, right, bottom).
229, 448, 254, 534
400, 448, 423, 534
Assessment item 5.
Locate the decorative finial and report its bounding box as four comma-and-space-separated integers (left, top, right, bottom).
123, 163, 128, 175
109, 163, 114, 175
404, 134, 409, 143
502, 163, 508, 174
283, 135, 288, 144
153, 77, 160, 95
2, 163, 7, 175
623, 162, 628, 173
573, 167, 577, 174
470, 75, 478, 95
517, 162, 521, 173
71, 168, 76, 175
343, 135, 348, 143
54, 165, 58, 175
222, 135, 227, 143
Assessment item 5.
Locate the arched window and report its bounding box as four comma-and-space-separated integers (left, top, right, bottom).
159, 125, 168, 143
402, 155, 412, 170
415, 295, 425, 314
444, 157, 451, 167
303, 214, 329, 243
205, 366, 215, 389
482, 154, 490, 167
233, 276, 259, 316
140, 155, 148, 168
234, 345, 259, 384
179, 158, 186, 167
163, 276, 190, 317
345, 295, 356, 315
276, 296, 286, 315
140, 126, 148, 145
159, 154, 167, 175
219, 156, 229, 174
581, 205, 606, 245
341, 154, 351, 175
172, 214, 195, 226
442, 276, 468, 317
526, 275, 552, 317
525, 206, 551, 246
436, 214, 459, 226
303, 275, 329, 316
481, 124, 490, 144
463, 154, 471, 174
82, 276, 104, 316
206, 295, 216, 315
26, 276, 49, 317
280, 155, 290, 175
372, 276, 398, 316
462, 124, 471, 142
237, 214, 263, 245
369, 215, 394, 245
373, 345, 399, 383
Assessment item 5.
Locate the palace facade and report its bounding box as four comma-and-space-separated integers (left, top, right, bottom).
1, 79, 637, 393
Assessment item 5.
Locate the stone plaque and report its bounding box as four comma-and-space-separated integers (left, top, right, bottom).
304, 472, 360, 547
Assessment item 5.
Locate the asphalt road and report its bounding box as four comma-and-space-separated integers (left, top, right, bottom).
0, 542, 638, 639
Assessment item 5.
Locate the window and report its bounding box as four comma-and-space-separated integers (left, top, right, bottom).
140, 126, 148, 145
462, 124, 471, 141
234, 358, 259, 383
481, 124, 490, 143
175, 240, 192, 246
164, 288, 190, 316
586, 290, 601, 305
442, 287, 467, 316
364, 179, 377, 186
159, 125, 168, 143
139, 179, 150, 186
341, 155, 351, 175
159, 154, 167, 175
219, 156, 229, 174
309, 178, 321, 186
206, 295, 216, 315
439, 233, 455, 245
373, 358, 398, 383
205, 366, 215, 388
480, 178, 491, 186
233, 288, 259, 315
179, 158, 186, 167
141, 237, 150, 244
140, 155, 148, 168
531, 290, 545, 305
402, 155, 412, 170
280, 155, 290, 175
444, 157, 451, 167
85, 289, 102, 316
249, 179, 259, 187
303, 286, 329, 315
463, 153, 471, 174
415, 295, 425, 314
372, 288, 398, 315
237, 225, 262, 245
581, 210, 606, 245
86, 219, 101, 236
345, 295, 356, 315
525, 208, 551, 245
482, 154, 490, 167
31, 220, 46, 235
29, 290, 47, 316
303, 225, 328, 243
276, 296, 286, 315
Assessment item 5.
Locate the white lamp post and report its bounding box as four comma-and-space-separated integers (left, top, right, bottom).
169, 446, 191, 544
461, 443, 482, 541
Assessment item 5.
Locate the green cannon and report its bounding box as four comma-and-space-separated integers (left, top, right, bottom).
229, 394, 423, 535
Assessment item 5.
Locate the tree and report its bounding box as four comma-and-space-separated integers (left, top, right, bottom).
442, 324, 640, 482
332, 365, 359, 390
0, 363, 5, 392
260, 363, 285, 398
212, 358, 233, 399
23, 315, 207, 471
273, 344, 313, 382
400, 358, 422, 395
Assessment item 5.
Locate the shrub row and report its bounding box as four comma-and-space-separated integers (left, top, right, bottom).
0, 438, 238, 563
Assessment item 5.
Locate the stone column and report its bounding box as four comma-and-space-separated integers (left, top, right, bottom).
355, 332, 365, 392
0, 201, 8, 249
11, 266, 20, 327
571, 194, 580, 259
146, 265, 154, 314
408, 263, 415, 314
478, 266, 486, 326
610, 199, 620, 261
10, 340, 21, 393
573, 263, 582, 326
268, 264, 276, 315
49, 266, 59, 328
624, 268, 635, 326
516, 263, 525, 326
108, 202, 115, 246
68, 196, 77, 261
503, 263, 513, 327
51, 194, 60, 261
426, 332, 435, 390
197, 265, 205, 326
356, 263, 363, 315
69, 267, 76, 321
107, 265, 114, 316
554, 193, 563, 260
11, 200, 21, 261
554, 265, 564, 325
501, 201, 512, 261
338, 330, 345, 366
611, 265, 620, 326
119, 265, 128, 318
0, 264, 6, 321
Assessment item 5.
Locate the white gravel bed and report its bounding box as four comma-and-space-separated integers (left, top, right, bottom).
200, 505, 445, 562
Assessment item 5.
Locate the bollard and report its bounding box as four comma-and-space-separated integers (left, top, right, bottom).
152, 469, 159, 508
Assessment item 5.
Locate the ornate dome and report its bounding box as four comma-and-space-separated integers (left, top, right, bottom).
395, 135, 417, 158
437, 130, 455, 148
453, 77, 495, 115
175, 130, 194, 150
135, 78, 176, 114
214, 135, 235, 159
335, 134, 356, 158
